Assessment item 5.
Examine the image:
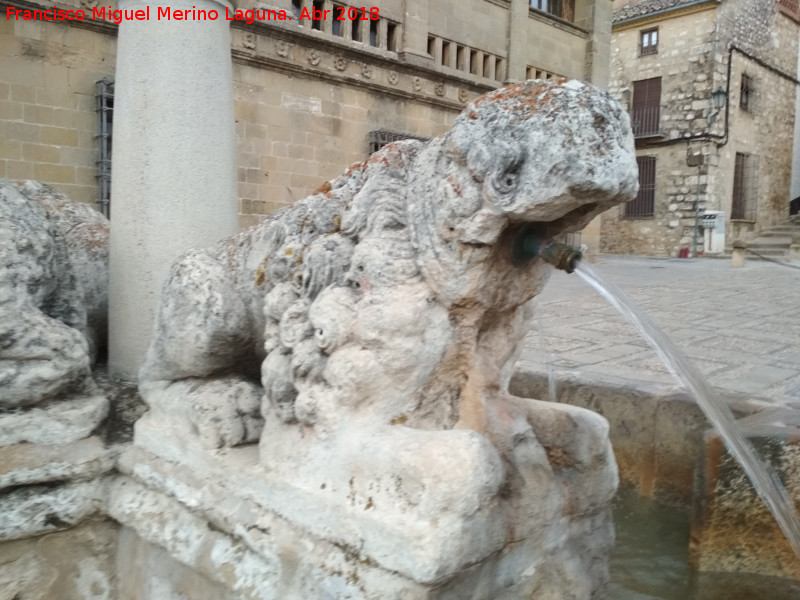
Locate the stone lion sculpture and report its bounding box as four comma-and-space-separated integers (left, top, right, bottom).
140, 79, 638, 595
0, 180, 109, 409
142, 79, 637, 445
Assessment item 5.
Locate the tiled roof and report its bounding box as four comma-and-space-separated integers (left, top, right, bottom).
613, 0, 713, 24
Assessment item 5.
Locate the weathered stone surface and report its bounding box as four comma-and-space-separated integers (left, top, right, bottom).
0, 436, 115, 490
0, 480, 106, 541
136, 80, 637, 598
0, 395, 109, 446
510, 367, 775, 506
0, 179, 109, 409
511, 367, 708, 504
115, 527, 237, 600
0, 520, 117, 600
690, 406, 800, 579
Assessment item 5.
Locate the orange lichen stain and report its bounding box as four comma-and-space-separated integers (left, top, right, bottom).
255, 266, 266, 286
390, 415, 408, 425
469, 80, 572, 120
345, 161, 366, 176
314, 180, 332, 195
333, 214, 341, 230
367, 153, 390, 167
285, 247, 294, 256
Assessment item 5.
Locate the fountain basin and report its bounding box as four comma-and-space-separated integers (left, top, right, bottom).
511, 366, 800, 582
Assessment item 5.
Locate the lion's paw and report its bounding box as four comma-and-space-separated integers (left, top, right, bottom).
143, 377, 264, 449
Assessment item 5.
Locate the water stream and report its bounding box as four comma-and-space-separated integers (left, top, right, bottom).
574, 260, 800, 559
535, 312, 558, 403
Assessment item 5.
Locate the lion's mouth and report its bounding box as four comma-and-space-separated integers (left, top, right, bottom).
507, 201, 598, 267
539, 202, 598, 238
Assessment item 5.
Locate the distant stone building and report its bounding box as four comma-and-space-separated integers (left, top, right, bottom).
603, 0, 800, 256
0, 0, 613, 229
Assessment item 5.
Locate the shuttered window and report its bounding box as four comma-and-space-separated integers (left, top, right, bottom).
640, 28, 658, 56
624, 156, 656, 218
631, 78, 661, 137
777, 0, 800, 21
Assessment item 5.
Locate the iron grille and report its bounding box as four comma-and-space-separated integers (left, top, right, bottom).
624, 156, 656, 218
731, 153, 758, 221
368, 130, 428, 155
95, 78, 114, 218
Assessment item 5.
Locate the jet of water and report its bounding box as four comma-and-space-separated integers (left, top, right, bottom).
535, 311, 558, 403
575, 260, 800, 559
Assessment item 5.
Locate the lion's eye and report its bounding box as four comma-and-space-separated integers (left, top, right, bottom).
494, 165, 520, 194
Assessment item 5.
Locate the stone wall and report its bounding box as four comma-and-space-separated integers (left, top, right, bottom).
715, 0, 799, 235
604, 5, 718, 256
1, 0, 605, 226
603, 0, 799, 256
0, 18, 116, 206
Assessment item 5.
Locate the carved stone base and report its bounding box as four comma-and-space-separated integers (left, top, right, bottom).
110, 403, 618, 599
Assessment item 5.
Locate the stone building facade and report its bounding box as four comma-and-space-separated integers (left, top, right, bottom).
0, 0, 613, 227
603, 0, 800, 256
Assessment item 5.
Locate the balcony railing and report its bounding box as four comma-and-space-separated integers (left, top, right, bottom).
630, 106, 661, 138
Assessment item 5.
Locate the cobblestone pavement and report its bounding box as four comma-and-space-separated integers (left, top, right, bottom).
518, 255, 800, 407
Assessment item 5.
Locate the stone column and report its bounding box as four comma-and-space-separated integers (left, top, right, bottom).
400, 0, 433, 66
108, 0, 238, 379
576, 0, 613, 86
506, 0, 529, 83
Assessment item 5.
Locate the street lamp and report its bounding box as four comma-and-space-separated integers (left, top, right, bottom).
706, 86, 727, 125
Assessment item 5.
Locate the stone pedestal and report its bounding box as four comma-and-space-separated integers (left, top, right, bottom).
108, 0, 239, 378
0, 436, 118, 599
690, 407, 800, 579
731, 240, 747, 267
109, 399, 619, 599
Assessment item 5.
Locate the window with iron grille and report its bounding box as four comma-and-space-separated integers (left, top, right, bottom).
96, 78, 113, 218
777, 0, 800, 21
368, 130, 428, 155
639, 28, 658, 56
631, 78, 661, 137
731, 153, 758, 220
740, 73, 753, 111
624, 156, 656, 218
530, 0, 575, 22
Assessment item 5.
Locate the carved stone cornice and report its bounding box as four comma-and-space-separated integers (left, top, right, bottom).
1, 0, 496, 108
230, 20, 497, 96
